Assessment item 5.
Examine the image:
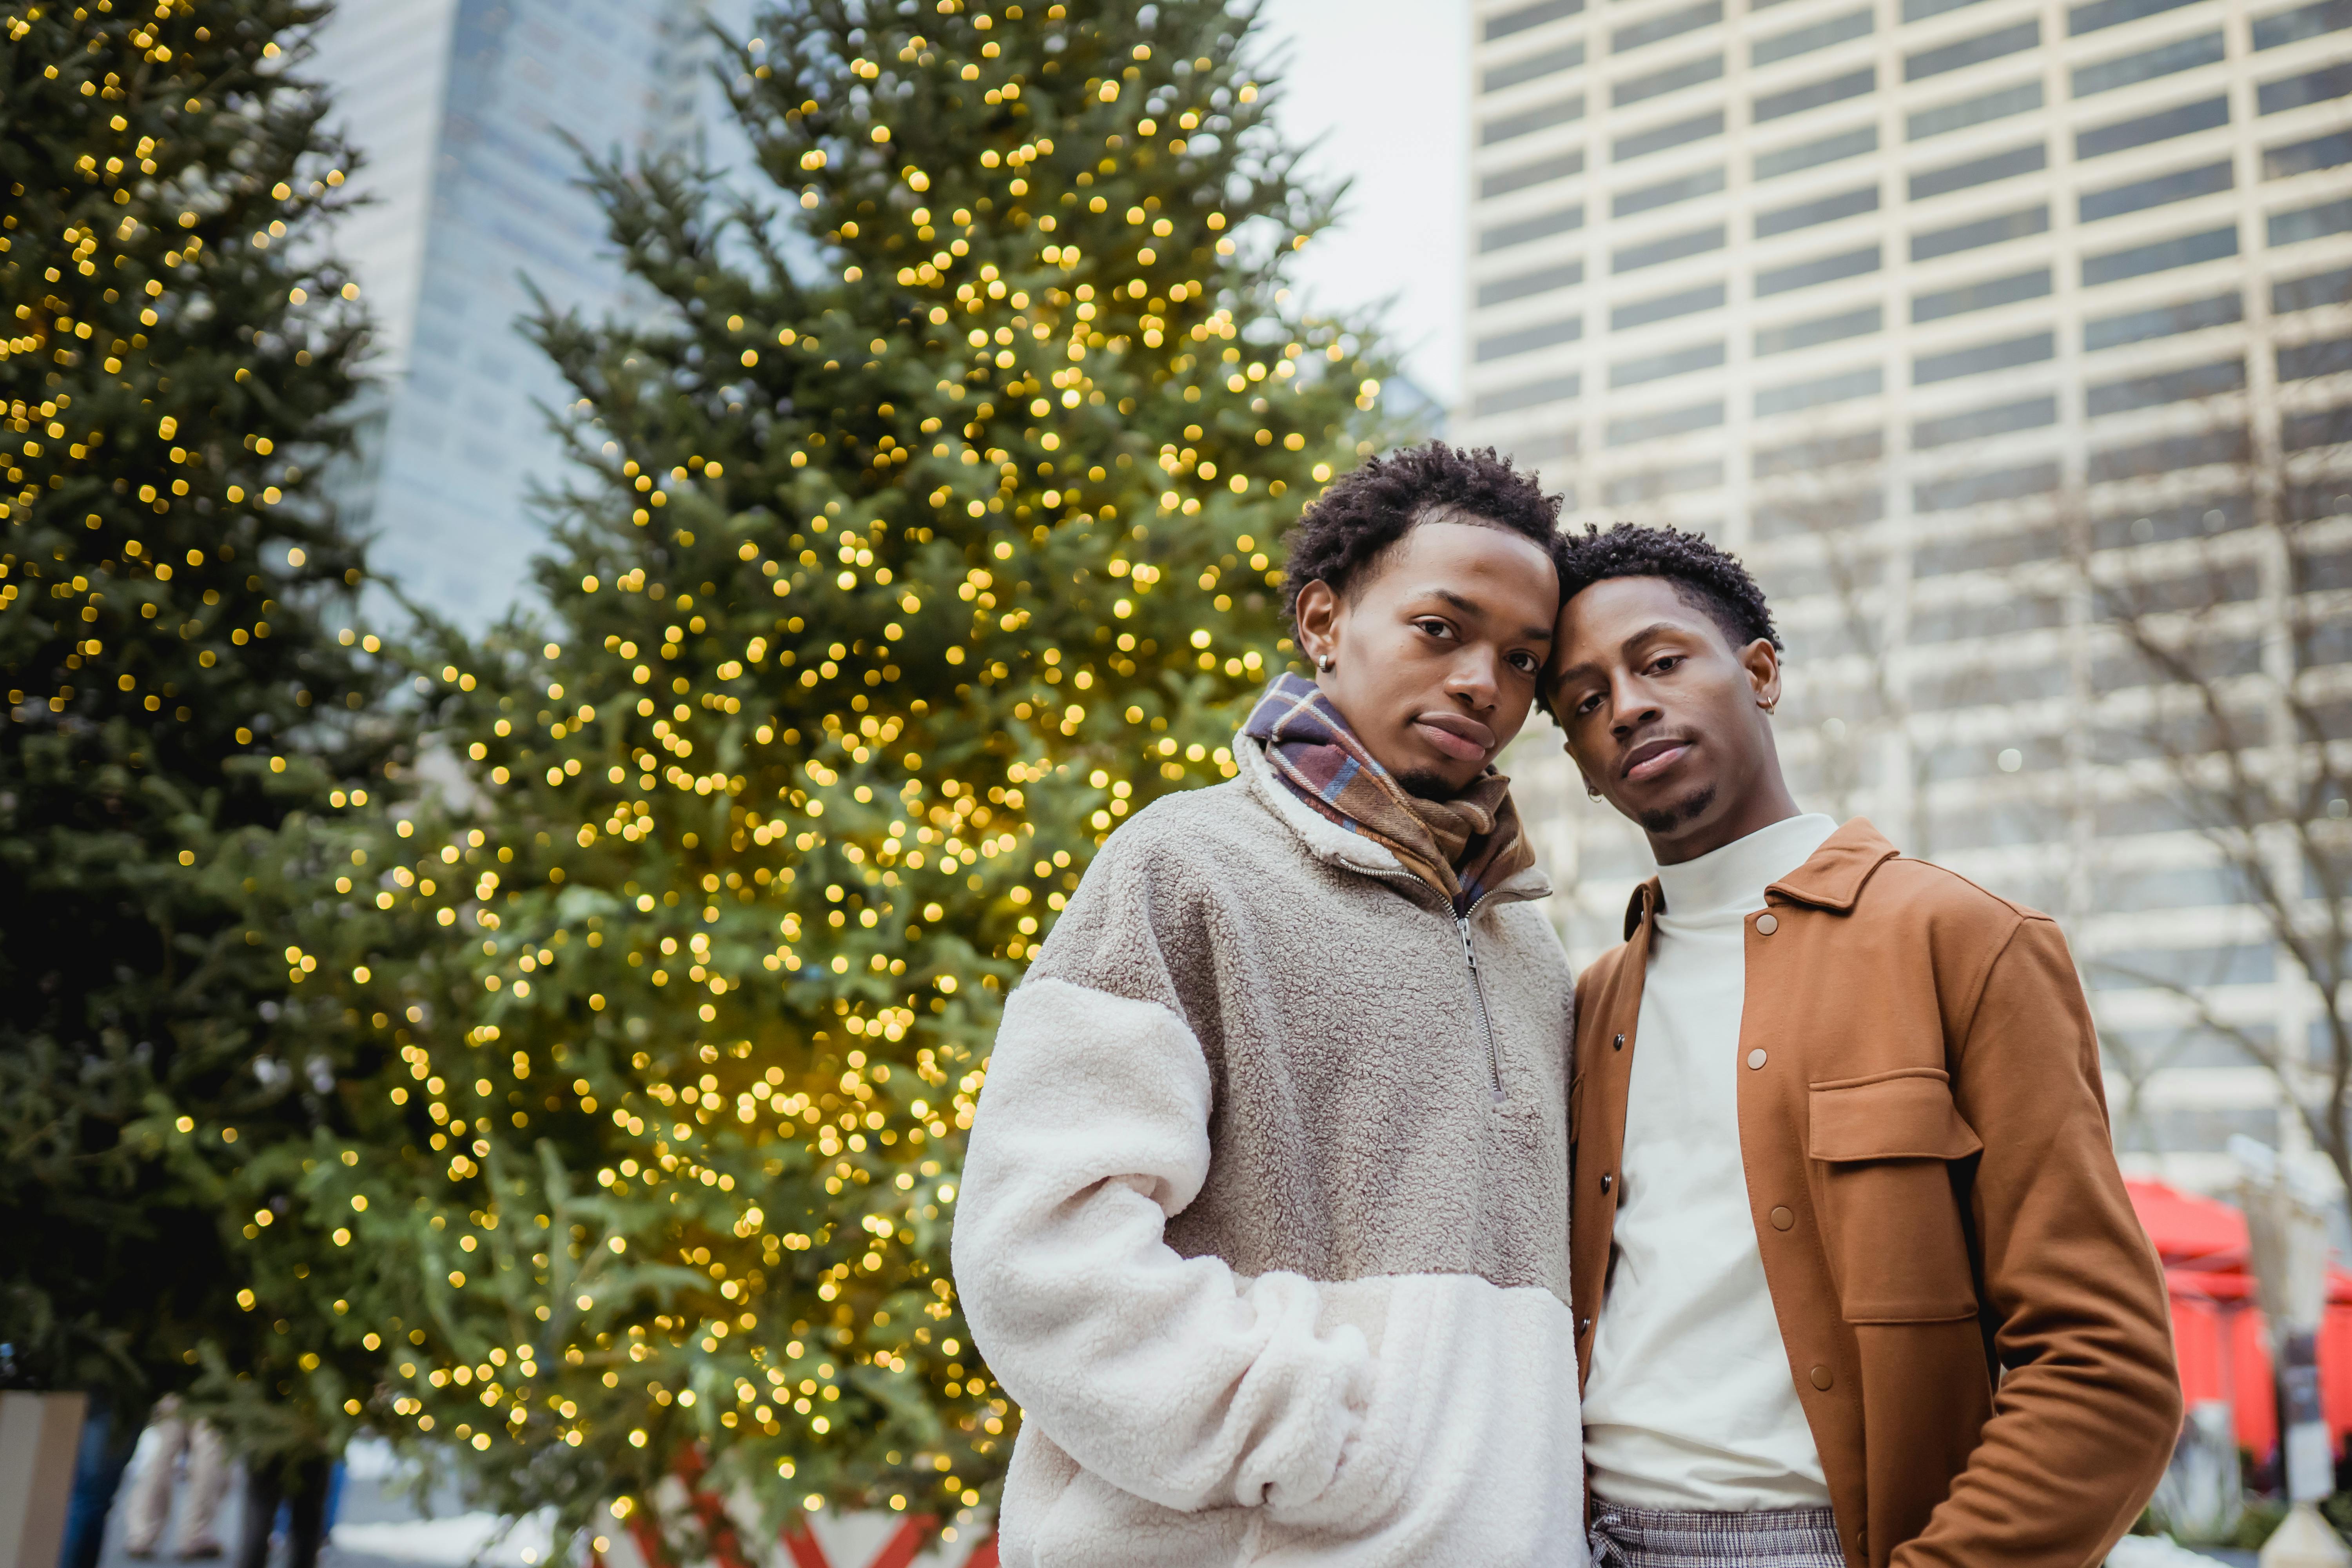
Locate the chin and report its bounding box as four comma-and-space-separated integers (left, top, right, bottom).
1397, 766, 1468, 801
1637, 785, 1716, 836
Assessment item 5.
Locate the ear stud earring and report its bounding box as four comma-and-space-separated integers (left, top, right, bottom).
1319, 655, 1334, 672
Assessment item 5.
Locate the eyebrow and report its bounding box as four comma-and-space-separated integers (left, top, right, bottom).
1428, 588, 1555, 643
1549, 620, 1686, 684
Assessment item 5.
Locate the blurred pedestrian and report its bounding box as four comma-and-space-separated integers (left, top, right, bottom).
122, 1395, 228, 1558
233, 1449, 330, 1568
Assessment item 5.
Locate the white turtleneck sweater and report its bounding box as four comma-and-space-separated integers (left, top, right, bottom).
1582, 812, 1841, 1513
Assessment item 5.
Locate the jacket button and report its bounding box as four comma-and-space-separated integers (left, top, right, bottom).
1769, 1206, 1794, 1230
1746, 1048, 1768, 1069
1755, 913, 1779, 935
1613, 1033, 1625, 1051
1599, 1172, 1613, 1193
1809, 1365, 1835, 1391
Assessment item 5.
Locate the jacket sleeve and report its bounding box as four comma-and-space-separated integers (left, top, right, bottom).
1895, 915, 2183, 1568
950, 974, 1379, 1517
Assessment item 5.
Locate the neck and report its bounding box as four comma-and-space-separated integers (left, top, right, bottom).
1646, 768, 1804, 866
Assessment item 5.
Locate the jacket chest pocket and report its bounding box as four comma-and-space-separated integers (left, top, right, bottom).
1808, 1068, 1984, 1324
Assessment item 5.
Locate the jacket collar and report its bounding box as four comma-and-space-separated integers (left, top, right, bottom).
1621, 816, 1896, 939
1238, 734, 1553, 907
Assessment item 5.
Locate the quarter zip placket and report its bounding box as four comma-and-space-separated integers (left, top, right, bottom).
1456, 911, 1504, 1101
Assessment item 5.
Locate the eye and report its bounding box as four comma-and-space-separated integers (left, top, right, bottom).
1648, 654, 1684, 676
1575, 692, 1604, 716
1414, 618, 1454, 640
1507, 650, 1541, 675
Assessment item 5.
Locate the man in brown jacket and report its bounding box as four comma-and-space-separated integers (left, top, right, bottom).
1546, 522, 2180, 1568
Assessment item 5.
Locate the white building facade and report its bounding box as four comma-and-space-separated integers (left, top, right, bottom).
1463, 0, 2352, 1179
306, 0, 719, 622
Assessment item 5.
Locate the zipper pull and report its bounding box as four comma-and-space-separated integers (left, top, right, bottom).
1457, 915, 1477, 967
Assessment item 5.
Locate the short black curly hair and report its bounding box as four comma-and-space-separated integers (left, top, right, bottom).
1557, 522, 1783, 652
1282, 442, 1562, 625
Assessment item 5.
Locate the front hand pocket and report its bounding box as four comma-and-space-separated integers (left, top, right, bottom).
1808, 1068, 1983, 1323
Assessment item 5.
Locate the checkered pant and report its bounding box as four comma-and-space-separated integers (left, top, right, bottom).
1589, 1502, 1846, 1568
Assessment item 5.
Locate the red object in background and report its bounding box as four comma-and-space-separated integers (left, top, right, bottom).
2127, 1178, 2352, 1459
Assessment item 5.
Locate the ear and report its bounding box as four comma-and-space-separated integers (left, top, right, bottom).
1740, 637, 1782, 712
1292, 579, 1342, 669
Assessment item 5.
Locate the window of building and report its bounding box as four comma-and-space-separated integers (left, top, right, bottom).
2280, 335, 2352, 380
2253, 0, 2352, 50
1755, 303, 1883, 354
1907, 20, 2040, 80
1613, 222, 1728, 272
2073, 30, 2226, 96
1911, 595, 2066, 646
1604, 460, 1726, 503
1478, 259, 1586, 307
1914, 519, 2065, 572
2285, 403, 2352, 449
1612, 339, 1729, 387
1606, 398, 1726, 445
2260, 62, 2352, 115
1474, 315, 1585, 362
2079, 159, 2234, 222
1915, 460, 2061, 512
2266, 130, 2352, 180
1756, 363, 1885, 413
2076, 95, 2230, 159
1756, 242, 1882, 294
1914, 394, 2058, 447
1613, 0, 1723, 53
1915, 330, 2056, 384
2084, 290, 2241, 348
2086, 356, 2246, 416
1756, 182, 1881, 237
1614, 109, 1727, 161
1482, 150, 1587, 200
1757, 123, 1879, 180
1482, 91, 1587, 145
1752, 488, 1887, 540
1912, 203, 2050, 261
1913, 265, 2054, 321
2271, 196, 2352, 245
2089, 429, 2249, 481
2081, 224, 2237, 285
1908, 79, 2044, 140
1485, 41, 1588, 93
1487, 0, 1585, 41
1753, 429, 1884, 475
2091, 494, 2250, 546
1754, 6, 1875, 65
1616, 53, 1725, 107
1615, 165, 1727, 217
1480, 203, 1588, 252
1613, 280, 1729, 329
1472, 372, 1584, 417
1754, 65, 1876, 122
1911, 142, 2048, 200
2274, 263, 2352, 312
2069, 0, 2203, 36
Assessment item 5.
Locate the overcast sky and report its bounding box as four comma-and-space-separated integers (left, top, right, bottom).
1253, 0, 1472, 410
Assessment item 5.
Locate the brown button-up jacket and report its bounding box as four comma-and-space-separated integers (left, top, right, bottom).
1570, 818, 2181, 1568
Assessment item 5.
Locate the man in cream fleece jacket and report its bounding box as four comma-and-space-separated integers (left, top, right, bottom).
953, 444, 1588, 1568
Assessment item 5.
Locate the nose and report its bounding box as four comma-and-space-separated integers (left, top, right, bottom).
1608, 674, 1662, 738
1444, 643, 1502, 710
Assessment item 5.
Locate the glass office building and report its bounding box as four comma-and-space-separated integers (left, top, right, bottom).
307, 0, 723, 623
1465, 0, 2352, 1179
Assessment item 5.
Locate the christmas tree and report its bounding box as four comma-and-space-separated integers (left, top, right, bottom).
273, 0, 1396, 1550
0, 0, 400, 1441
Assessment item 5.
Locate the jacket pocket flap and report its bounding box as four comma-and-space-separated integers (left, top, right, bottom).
1809, 1072, 1983, 1163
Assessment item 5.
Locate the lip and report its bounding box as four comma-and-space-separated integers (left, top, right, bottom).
1413, 712, 1497, 763
1621, 735, 1693, 782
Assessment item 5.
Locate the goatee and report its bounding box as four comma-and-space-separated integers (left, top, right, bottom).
1639, 786, 1715, 835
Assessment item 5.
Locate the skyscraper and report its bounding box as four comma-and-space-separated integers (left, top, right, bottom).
1465, 0, 2352, 1181
307, 0, 719, 622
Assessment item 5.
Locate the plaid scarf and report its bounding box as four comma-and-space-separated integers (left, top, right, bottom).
1241, 673, 1535, 915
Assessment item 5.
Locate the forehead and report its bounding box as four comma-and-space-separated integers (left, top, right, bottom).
1555, 575, 1720, 656
1368, 520, 1557, 608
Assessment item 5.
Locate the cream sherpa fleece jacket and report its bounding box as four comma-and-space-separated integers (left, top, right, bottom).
953, 735, 1586, 1567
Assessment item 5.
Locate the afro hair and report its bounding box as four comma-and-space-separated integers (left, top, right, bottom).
1281, 442, 1562, 626
1557, 522, 1783, 652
